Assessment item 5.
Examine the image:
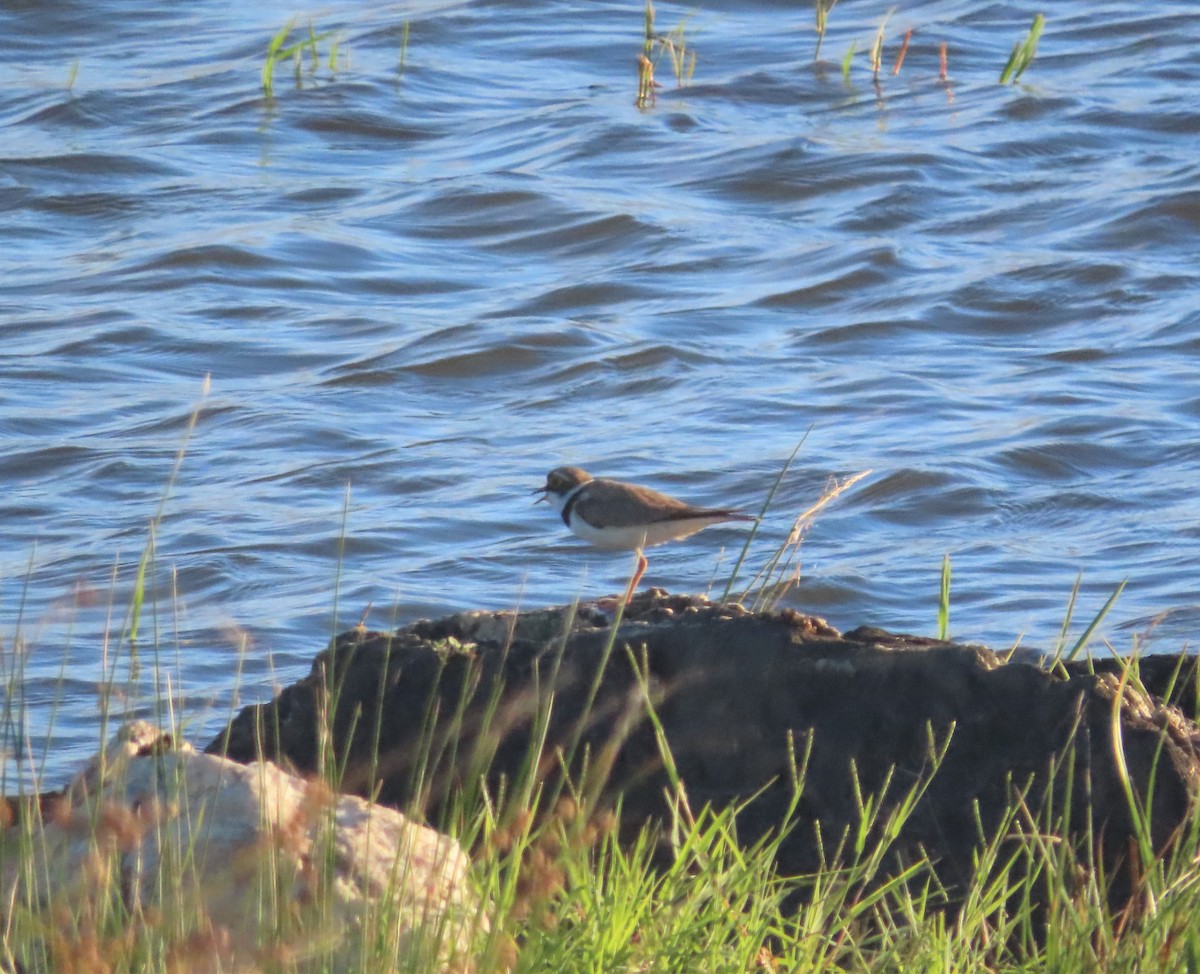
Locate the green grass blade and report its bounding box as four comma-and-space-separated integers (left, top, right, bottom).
1012, 13, 1046, 82
1051, 572, 1082, 666
720, 429, 810, 604
263, 18, 296, 96
937, 553, 951, 641
128, 531, 151, 644
1000, 13, 1045, 84
999, 41, 1023, 85
307, 19, 320, 71
870, 7, 895, 76
127, 376, 208, 645
814, 0, 838, 62
1063, 579, 1126, 663
841, 40, 856, 82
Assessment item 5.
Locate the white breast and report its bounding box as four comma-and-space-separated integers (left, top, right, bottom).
566, 509, 730, 550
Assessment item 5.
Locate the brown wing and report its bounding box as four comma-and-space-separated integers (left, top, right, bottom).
574, 478, 748, 528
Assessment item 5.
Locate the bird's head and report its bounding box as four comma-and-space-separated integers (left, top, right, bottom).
533, 466, 593, 508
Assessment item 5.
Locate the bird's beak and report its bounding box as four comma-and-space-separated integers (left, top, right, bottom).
532, 486, 549, 504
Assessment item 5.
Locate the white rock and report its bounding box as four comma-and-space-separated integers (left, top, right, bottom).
1, 721, 484, 973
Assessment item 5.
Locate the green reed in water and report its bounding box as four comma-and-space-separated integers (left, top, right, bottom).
399, 21, 411, 75
819, 6, 1045, 89
869, 7, 895, 78
1000, 12, 1045, 84
814, 0, 838, 62
636, 0, 697, 108
841, 39, 857, 81
261, 18, 341, 97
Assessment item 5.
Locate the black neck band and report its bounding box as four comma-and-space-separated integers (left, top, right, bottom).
561, 489, 583, 527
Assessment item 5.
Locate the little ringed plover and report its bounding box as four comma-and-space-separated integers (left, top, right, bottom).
534, 466, 755, 603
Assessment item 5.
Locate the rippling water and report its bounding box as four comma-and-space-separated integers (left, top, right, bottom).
2, 0, 1199, 783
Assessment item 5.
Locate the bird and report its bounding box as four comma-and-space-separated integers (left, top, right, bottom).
534, 466, 755, 604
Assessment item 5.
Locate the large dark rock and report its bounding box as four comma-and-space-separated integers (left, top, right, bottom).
207, 590, 1200, 908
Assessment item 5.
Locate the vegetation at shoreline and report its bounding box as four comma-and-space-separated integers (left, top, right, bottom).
3, 575, 1198, 972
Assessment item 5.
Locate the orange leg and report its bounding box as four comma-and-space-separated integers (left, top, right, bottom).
621, 549, 648, 605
